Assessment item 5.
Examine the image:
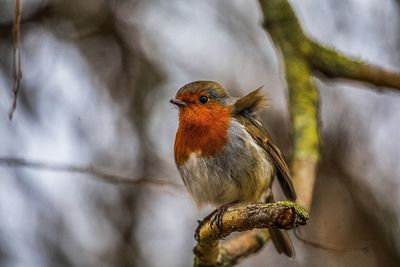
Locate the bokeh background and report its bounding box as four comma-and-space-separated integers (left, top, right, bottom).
0, 0, 400, 266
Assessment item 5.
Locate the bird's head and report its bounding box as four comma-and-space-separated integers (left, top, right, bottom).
170, 81, 232, 126
170, 80, 229, 108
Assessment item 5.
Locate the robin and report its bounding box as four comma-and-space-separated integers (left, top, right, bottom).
170, 80, 297, 257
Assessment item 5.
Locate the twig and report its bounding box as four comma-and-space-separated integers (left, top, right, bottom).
217, 230, 270, 266
9, 0, 22, 120
193, 202, 309, 267
0, 156, 184, 189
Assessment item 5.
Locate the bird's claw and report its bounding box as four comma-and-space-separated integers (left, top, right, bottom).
194, 201, 238, 241
195, 210, 218, 241
209, 207, 227, 240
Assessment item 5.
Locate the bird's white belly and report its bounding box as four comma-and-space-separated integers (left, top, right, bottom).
177, 119, 273, 207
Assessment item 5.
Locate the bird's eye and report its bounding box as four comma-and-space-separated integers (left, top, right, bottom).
199, 96, 208, 104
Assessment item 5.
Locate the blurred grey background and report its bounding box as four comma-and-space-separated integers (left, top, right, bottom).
0, 0, 400, 266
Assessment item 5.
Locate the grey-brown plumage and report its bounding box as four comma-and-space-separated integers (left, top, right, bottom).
233, 88, 296, 200
233, 87, 296, 258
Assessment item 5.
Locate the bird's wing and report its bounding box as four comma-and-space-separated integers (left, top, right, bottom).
232, 88, 296, 200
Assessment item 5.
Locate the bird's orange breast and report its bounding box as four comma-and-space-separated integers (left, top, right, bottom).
174, 104, 231, 165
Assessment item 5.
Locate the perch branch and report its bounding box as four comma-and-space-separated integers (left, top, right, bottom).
9, 0, 22, 121
193, 202, 308, 267
0, 156, 183, 189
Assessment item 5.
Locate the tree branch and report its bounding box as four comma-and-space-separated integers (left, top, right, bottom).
260, 0, 321, 211
309, 42, 400, 91
193, 202, 309, 267
0, 156, 183, 189
9, 0, 22, 121
216, 230, 270, 266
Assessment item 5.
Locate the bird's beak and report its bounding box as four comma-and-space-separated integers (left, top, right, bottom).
170, 98, 188, 107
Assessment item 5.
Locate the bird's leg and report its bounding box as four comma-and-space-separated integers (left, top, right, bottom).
195, 201, 239, 241
195, 208, 219, 241
213, 201, 239, 239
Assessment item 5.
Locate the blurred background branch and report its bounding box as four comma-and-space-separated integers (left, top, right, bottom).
260, 0, 321, 212
309, 42, 400, 91
9, 0, 21, 120
0, 156, 183, 188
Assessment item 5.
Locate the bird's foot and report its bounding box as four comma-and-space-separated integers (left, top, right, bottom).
195, 201, 238, 241
195, 208, 219, 241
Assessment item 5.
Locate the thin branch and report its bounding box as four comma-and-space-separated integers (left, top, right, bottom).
9, 0, 22, 121
309, 42, 400, 91
218, 230, 270, 266
193, 202, 309, 267
291, 159, 317, 211
0, 156, 184, 189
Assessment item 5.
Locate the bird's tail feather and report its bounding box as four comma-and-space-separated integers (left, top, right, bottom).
265, 191, 295, 258
269, 228, 295, 258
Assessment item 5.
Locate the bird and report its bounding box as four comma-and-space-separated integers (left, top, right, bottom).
170, 80, 297, 258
